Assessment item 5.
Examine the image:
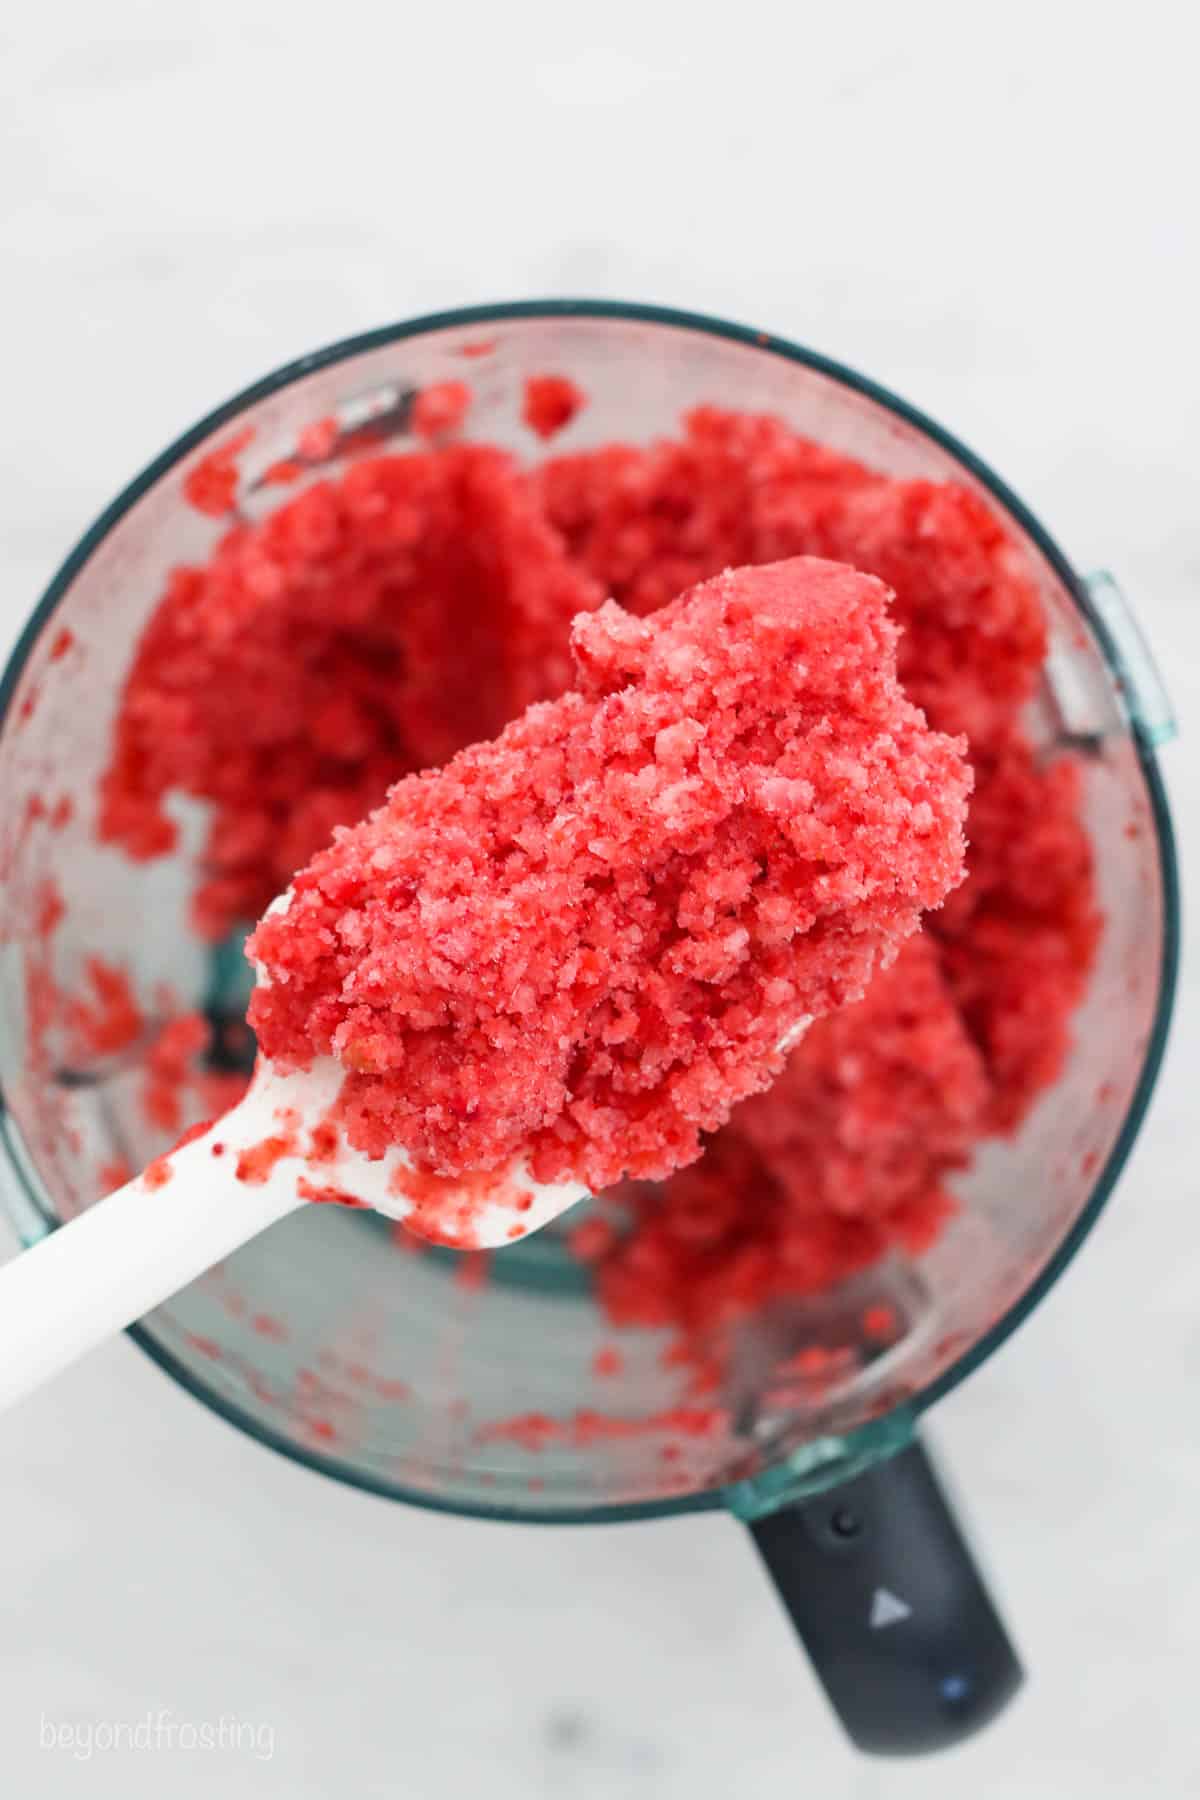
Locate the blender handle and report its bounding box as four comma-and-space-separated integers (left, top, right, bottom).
747, 1435, 1022, 1755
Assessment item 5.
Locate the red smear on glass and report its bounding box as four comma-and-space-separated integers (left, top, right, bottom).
479, 1405, 728, 1452
251, 1312, 289, 1341
35, 880, 65, 942
454, 1252, 492, 1293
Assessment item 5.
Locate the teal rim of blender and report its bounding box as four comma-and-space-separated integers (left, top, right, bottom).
0, 299, 1180, 1526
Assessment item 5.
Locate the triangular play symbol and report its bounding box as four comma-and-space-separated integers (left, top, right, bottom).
869, 1587, 911, 1629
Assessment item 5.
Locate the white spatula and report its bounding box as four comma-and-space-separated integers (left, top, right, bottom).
0, 1051, 588, 1412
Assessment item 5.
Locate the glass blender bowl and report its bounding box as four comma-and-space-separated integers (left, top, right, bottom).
0, 303, 1178, 1755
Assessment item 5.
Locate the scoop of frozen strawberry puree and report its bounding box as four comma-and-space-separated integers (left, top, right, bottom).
247, 557, 972, 1194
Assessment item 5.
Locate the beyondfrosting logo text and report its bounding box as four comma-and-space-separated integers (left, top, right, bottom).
39, 1709, 275, 1762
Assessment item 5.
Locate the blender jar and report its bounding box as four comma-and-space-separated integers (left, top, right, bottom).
0, 303, 1178, 1756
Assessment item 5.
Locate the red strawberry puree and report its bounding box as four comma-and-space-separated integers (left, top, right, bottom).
98, 396, 1098, 1338
247, 560, 970, 1192
99, 445, 600, 937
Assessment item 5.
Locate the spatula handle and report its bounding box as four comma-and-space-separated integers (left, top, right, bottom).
0, 1111, 299, 1411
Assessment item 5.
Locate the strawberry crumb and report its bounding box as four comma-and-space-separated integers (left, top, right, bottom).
135, 1119, 215, 1192
261, 457, 304, 488
297, 416, 339, 460
863, 1304, 898, 1340
99, 1157, 134, 1193
296, 1176, 370, 1208
183, 427, 253, 518
412, 381, 472, 440
523, 373, 586, 440
235, 1131, 297, 1185
384, 1162, 536, 1249
306, 1121, 339, 1162
169, 1117, 217, 1153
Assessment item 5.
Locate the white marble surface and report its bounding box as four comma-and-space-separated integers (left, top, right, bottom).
2, 3, 1198, 1793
